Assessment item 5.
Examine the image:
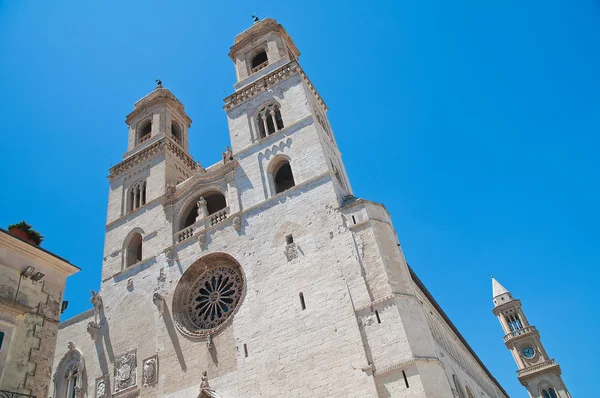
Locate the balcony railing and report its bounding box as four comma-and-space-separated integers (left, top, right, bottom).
176, 225, 194, 242
0, 391, 35, 398
209, 208, 228, 226
517, 359, 557, 377
138, 134, 151, 145
503, 325, 537, 342
251, 60, 269, 74
172, 135, 182, 146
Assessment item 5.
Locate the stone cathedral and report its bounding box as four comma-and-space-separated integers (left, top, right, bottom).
50, 18, 566, 398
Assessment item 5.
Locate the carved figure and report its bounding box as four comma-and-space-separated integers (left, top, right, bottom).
142, 356, 157, 387
197, 231, 207, 248
165, 182, 176, 199
153, 293, 165, 314
284, 242, 298, 262
200, 371, 210, 389
197, 196, 208, 220
206, 334, 213, 349
127, 278, 133, 290
87, 321, 100, 341
90, 290, 102, 308
222, 146, 233, 163
96, 378, 107, 398
232, 215, 242, 232
196, 161, 206, 173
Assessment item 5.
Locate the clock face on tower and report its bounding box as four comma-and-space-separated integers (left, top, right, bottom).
522, 346, 535, 358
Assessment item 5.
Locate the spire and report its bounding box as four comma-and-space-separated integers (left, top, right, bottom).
491, 276, 509, 298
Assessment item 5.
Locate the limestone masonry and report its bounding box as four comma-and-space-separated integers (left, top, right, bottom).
50, 18, 555, 398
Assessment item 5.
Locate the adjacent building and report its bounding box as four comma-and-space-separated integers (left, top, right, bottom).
52, 18, 510, 397
0, 228, 79, 398
492, 278, 571, 398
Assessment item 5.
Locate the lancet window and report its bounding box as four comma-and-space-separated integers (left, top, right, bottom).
506, 313, 524, 335
256, 104, 284, 139
126, 232, 143, 267
53, 344, 85, 398
171, 121, 182, 145
128, 180, 147, 212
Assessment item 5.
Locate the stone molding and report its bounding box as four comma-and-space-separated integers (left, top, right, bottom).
126, 87, 191, 125
223, 61, 327, 112
373, 356, 444, 377
517, 359, 561, 381
354, 293, 417, 313
0, 295, 32, 318
230, 18, 299, 59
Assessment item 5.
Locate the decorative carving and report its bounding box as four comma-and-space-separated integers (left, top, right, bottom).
232, 215, 242, 232
153, 293, 165, 314
165, 181, 176, 199
284, 242, 298, 262
196, 196, 208, 220
95, 375, 108, 398
222, 146, 233, 163
127, 278, 133, 290
158, 267, 166, 282
172, 254, 245, 339
142, 355, 158, 387
87, 321, 100, 341
197, 231, 207, 248
114, 350, 137, 393
201, 370, 210, 388
90, 290, 102, 309
165, 249, 173, 261
206, 334, 213, 349
196, 161, 206, 173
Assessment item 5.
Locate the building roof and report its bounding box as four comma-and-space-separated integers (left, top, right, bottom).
492, 277, 509, 299
0, 228, 79, 271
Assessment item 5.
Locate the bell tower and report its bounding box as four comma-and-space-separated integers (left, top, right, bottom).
492, 278, 571, 398
223, 18, 351, 209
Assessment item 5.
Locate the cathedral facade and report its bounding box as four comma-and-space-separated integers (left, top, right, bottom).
52, 19, 509, 398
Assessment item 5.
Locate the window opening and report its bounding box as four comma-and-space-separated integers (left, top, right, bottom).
139, 121, 152, 144
127, 233, 143, 267
128, 181, 147, 212
256, 104, 284, 139
274, 162, 295, 194
299, 292, 306, 310
0, 331, 4, 351
542, 389, 558, 398
352, 215, 356, 224
243, 343, 248, 358
251, 51, 268, 71
182, 192, 227, 229
171, 122, 182, 145
375, 310, 381, 324
402, 370, 409, 388
286, 234, 294, 245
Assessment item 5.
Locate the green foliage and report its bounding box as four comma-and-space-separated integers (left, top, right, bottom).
7, 220, 45, 245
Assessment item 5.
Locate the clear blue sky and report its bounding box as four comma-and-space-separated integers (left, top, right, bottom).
1, 0, 597, 396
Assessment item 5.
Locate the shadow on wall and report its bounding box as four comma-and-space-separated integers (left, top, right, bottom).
162, 307, 187, 371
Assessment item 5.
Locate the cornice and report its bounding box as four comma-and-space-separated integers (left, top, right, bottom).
373, 356, 443, 376
109, 140, 165, 180
126, 87, 191, 124
223, 62, 327, 112
229, 18, 300, 60
517, 359, 561, 381
164, 161, 237, 206
492, 299, 522, 316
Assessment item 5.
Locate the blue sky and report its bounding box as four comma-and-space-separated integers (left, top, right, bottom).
1, 0, 597, 396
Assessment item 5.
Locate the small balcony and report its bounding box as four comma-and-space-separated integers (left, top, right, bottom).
517, 359, 559, 378
251, 60, 269, 74
173, 207, 230, 244
138, 134, 151, 145
503, 325, 537, 343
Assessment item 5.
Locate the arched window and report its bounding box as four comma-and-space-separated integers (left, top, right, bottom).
256, 104, 284, 139
542, 388, 558, 398
273, 161, 295, 194
181, 191, 227, 229
126, 232, 143, 267
171, 122, 182, 145
138, 121, 152, 144
53, 343, 85, 398
453, 375, 466, 398
128, 180, 147, 212
251, 50, 268, 72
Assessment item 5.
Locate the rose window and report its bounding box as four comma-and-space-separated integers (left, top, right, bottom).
173, 253, 244, 338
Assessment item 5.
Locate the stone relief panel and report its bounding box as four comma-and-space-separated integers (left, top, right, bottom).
114, 349, 137, 394
142, 355, 158, 387
95, 375, 109, 398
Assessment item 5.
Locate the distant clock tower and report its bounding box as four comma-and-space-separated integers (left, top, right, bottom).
492, 277, 571, 398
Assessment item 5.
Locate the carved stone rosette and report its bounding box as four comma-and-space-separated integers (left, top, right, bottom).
95, 375, 109, 398
114, 349, 137, 394
142, 355, 158, 387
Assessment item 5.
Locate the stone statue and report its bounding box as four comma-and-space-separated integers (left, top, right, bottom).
200, 371, 210, 388
252, 14, 259, 23
196, 197, 208, 220
90, 290, 102, 308
196, 161, 206, 173
222, 146, 233, 163
165, 182, 176, 199
156, 78, 162, 87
